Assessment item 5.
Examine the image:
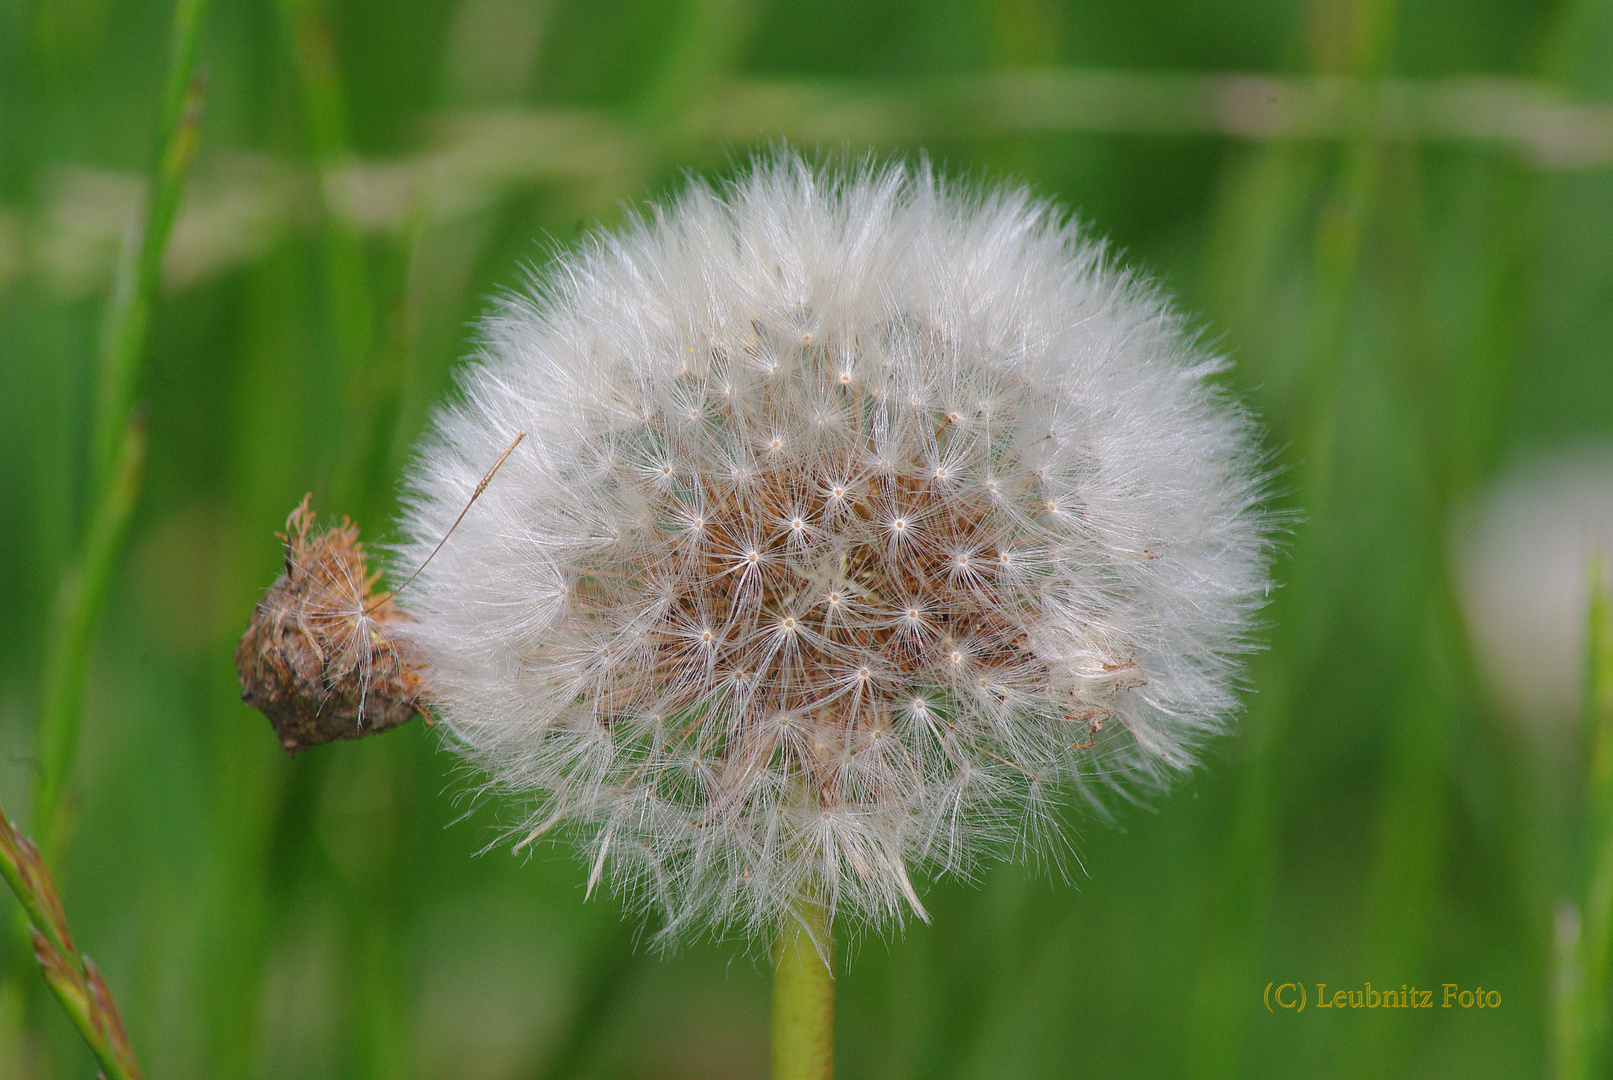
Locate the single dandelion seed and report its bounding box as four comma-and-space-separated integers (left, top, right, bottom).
236, 431, 524, 753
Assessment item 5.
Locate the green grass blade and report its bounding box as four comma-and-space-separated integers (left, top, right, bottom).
1, 798, 143, 1080
1562, 557, 1613, 1079
89, 0, 208, 497
33, 0, 210, 861
32, 416, 146, 858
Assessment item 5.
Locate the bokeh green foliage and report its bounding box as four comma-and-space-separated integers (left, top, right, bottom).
2, 0, 1611, 1076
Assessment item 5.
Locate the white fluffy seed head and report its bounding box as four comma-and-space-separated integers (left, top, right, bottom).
395, 152, 1274, 942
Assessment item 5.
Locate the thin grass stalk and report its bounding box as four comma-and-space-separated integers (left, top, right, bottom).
773, 901, 833, 1080
32, 0, 209, 863
1353, 5, 1562, 1070
276, 0, 377, 512
0, 798, 142, 1080
1185, 103, 1389, 1080
31, 417, 146, 859
531, 921, 640, 1080
1347, 143, 1527, 1074
634, 0, 758, 130
1185, 0, 1403, 1069
88, 0, 207, 496
1589, 557, 1613, 1060
1561, 557, 1613, 1079
1184, 143, 1380, 1080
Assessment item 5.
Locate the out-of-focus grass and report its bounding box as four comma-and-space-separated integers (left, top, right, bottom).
1559, 558, 1613, 1079
29, 0, 207, 878
1, 0, 1610, 1078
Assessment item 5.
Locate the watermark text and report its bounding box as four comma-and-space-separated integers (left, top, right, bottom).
1264, 982, 1501, 1013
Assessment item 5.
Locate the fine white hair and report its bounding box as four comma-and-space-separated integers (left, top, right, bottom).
394, 152, 1274, 941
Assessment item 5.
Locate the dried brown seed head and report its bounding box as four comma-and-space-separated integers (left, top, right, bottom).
235, 495, 426, 754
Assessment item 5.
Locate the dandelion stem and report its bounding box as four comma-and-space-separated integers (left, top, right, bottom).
772, 901, 833, 1080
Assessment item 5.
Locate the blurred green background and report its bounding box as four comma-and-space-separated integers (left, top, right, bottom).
2, 0, 1612, 1076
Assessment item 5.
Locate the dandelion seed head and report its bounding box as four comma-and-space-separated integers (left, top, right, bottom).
395, 152, 1274, 941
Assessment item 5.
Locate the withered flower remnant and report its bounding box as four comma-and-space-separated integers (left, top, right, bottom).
236, 495, 426, 753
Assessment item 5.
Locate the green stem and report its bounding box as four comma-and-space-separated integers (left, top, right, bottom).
1562, 555, 1613, 1080
35, 0, 208, 862
1185, 126, 1378, 1080
276, 0, 378, 513
772, 902, 833, 1080
532, 920, 639, 1080
89, 0, 207, 497
33, 417, 146, 859
1, 798, 143, 1080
